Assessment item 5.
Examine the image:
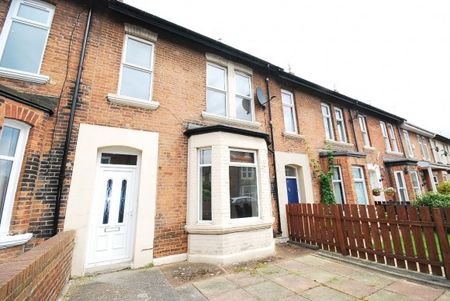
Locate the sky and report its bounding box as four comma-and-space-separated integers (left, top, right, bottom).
126, 0, 450, 137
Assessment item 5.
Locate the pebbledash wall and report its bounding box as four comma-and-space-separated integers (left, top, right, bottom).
0, 0, 449, 277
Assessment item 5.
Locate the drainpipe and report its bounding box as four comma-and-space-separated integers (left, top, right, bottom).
348, 108, 359, 152
53, 4, 93, 236
265, 64, 282, 235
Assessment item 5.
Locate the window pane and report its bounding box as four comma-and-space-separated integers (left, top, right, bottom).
285, 166, 296, 177
17, 3, 50, 24
282, 92, 293, 105
207, 64, 225, 90
332, 167, 341, 181
333, 182, 344, 204
352, 167, 362, 179
118, 180, 127, 223
120, 66, 151, 100
0, 22, 47, 73
283, 106, 295, 132
200, 166, 211, 221
396, 173, 404, 187
101, 153, 137, 165
200, 149, 211, 165
125, 38, 152, 69
355, 182, 368, 204
0, 160, 13, 224
0, 126, 20, 156
235, 96, 252, 121
230, 151, 254, 163
206, 90, 226, 116
321, 105, 329, 115
229, 166, 258, 219
235, 74, 250, 97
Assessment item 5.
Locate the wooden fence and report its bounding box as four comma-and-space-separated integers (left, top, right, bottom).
286, 203, 450, 279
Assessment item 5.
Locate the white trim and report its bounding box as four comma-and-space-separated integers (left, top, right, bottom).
117, 34, 155, 102
0, 0, 54, 77
185, 221, 272, 235
387, 123, 399, 152
394, 171, 409, 202
386, 150, 404, 156
0, 233, 32, 249
334, 107, 347, 143
283, 132, 305, 140
380, 121, 391, 152
0, 119, 30, 235
153, 253, 187, 266
285, 165, 301, 203
107, 93, 160, 110
124, 23, 157, 42
198, 148, 212, 223
321, 103, 334, 140
281, 90, 298, 134
403, 130, 414, 158
201, 111, 261, 128
325, 139, 354, 148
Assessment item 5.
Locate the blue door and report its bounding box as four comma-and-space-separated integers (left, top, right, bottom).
286, 178, 299, 204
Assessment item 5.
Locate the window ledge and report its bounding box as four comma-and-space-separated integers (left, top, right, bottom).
386, 150, 404, 156
185, 221, 273, 235
201, 111, 261, 129
107, 94, 160, 110
0, 68, 49, 84
325, 139, 354, 147
364, 146, 375, 151
283, 132, 305, 140
0, 233, 32, 249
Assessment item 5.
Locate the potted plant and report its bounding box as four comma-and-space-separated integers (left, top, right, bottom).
372, 188, 382, 196
384, 187, 395, 197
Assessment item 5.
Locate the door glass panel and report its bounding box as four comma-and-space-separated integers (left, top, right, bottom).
0, 126, 20, 156
0, 22, 47, 73
17, 3, 50, 24
0, 160, 13, 224
118, 180, 127, 223
101, 153, 137, 165
355, 182, 368, 204
102, 179, 113, 224
285, 166, 296, 177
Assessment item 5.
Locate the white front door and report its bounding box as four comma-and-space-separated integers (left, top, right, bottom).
87, 165, 137, 267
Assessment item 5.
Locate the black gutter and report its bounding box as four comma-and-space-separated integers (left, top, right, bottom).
53, 4, 93, 235
184, 124, 270, 144
0, 88, 54, 115
265, 65, 282, 235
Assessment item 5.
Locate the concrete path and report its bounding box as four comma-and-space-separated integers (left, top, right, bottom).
64, 245, 450, 301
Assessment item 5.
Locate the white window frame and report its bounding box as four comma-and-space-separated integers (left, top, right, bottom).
352, 166, 369, 205
117, 34, 155, 102
229, 149, 260, 220
387, 124, 399, 152
410, 170, 422, 197
380, 121, 391, 152
334, 107, 347, 142
205, 57, 255, 122
198, 148, 212, 223
358, 115, 371, 147
0, 0, 54, 83
0, 119, 30, 235
332, 166, 346, 204
394, 171, 409, 202
321, 103, 334, 140
417, 135, 430, 160
281, 90, 298, 134
403, 130, 414, 158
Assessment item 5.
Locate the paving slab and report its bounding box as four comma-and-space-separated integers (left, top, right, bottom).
208, 288, 258, 301
297, 266, 339, 283
244, 280, 295, 301
385, 280, 445, 301
325, 276, 381, 298
365, 289, 419, 301
225, 272, 265, 287
437, 291, 450, 301
255, 264, 289, 279
175, 284, 207, 301
271, 273, 319, 293
275, 259, 311, 272
300, 286, 357, 301
193, 276, 237, 298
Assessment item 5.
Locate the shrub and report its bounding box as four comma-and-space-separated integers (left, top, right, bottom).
437, 182, 450, 195
320, 173, 335, 204
414, 192, 450, 208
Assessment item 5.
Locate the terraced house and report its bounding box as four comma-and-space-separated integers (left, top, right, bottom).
0, 0, 448, 276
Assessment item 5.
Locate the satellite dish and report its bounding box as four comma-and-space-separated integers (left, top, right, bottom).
256, 87, 267, 107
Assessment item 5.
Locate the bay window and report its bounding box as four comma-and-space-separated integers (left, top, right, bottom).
352, 166, 369, 205
332, 166, 346, 204
198, 149, 212, 221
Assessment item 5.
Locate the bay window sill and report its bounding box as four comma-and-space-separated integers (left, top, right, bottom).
386, 150, 404, 156
107, 93, 160, 110
325, 139, 354, 147
0, 67, 49, 84
284, 132, 305, 140
0, 233, 33, 249
185, 220, 273, 235
201, 111, 261, 129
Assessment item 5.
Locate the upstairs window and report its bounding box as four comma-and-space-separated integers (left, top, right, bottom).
417, 135, 430, 160
321, 103, 334, 140
281, 90, 297, 133
334, 108, 347, 142
0, 0, 54, 75
206, 61, 253, 121
387, 124, 399, 152
119, 35, 154, 101
358, 115, 371, 147
403, 130, 414, 157
380, 122, 391, 151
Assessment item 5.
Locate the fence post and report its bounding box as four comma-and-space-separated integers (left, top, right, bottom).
286, 204, 291, 241
332, 204, 348, 256
432, 208, 450, 280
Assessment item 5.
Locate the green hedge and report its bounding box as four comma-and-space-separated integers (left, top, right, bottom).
414, 192, 450, 208
437, 182, 450, 195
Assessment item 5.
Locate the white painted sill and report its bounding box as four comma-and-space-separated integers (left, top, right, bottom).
386, 150, 404, 156
325, 139, 354, 147
0, 67, 49, 84
0, 233, 32, 249
107, 93, 160, 110
284, 132, 305, 140
364, 146, 376, 151
201, 111, 261, 129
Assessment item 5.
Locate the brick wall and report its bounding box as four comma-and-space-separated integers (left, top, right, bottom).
0, 231, 75, 301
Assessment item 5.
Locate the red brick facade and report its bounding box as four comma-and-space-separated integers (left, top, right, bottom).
0, 0, 448, 267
